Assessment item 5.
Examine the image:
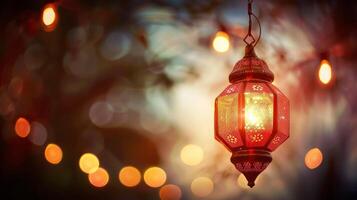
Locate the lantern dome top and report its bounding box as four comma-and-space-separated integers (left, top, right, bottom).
229, 45, 274, 83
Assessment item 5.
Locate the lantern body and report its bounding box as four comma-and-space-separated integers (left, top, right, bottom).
214, 47, 290, 187
215, 80, 289, 151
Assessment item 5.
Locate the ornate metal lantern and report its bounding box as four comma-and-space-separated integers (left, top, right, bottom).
214, 0, 290, 188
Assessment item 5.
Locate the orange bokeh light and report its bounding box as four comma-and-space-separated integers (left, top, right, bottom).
159, 184, 182, 200
79, 153, 100, 174
190, 177, 214, 197
119, 166, 141, 187
305, 148, 323, 170
15, 117, 31, 138
88, 167, 109, 188
42, 4, 58, 31
318, 59, 332, 85
143, 167, 167, 188
44, 143, 63, 164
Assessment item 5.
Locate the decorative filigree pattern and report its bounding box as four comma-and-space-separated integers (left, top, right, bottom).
226, 134, 238, 144
229, 57, 274, 82
225, 86, 236, 94
236, 161, 270, 172
245, 123, 265, 132
249, 133, 264, 142
272, 136, 281, 144
252, 85, 263, 91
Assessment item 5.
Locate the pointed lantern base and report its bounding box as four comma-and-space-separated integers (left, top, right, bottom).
231, 149, 272, 188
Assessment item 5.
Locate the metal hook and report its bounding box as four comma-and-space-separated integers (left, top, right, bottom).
243, 0, 261, 47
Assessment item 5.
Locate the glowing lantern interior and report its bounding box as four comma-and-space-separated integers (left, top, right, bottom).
244, 92, 273, 147
215, 81, 289, 152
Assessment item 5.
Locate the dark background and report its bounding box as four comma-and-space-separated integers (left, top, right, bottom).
0, 0, 356, 199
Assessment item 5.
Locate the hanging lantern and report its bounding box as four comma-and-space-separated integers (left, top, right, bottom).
214, 0, 289, 188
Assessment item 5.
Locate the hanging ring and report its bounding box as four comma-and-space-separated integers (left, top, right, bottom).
243, 13, 261, 47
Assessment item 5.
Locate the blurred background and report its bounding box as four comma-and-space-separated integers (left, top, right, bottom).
0, 0, 356, 199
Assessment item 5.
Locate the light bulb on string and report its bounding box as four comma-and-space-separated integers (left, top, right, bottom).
212, 31, 230, 53
318, 59, 333, 85
42, 3, 58, 32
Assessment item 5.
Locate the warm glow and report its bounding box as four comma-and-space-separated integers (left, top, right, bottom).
42, 5, 56, 26
88, 167, 109, 188
79, 153, 100, 174
318, 59, 332, 84
244, 93, 273, 130
42, 4, 57, 31
237, 174, 250, 189
143, 167, 167, 188
305, 148, 323, 170
44, 143, 63, 164
15, 117, 31, 138
212, 31, 230, 53
119, 166, 141, 187
180, 144, 204, 166
159, 184, 182, 200
190, 177, 214, 197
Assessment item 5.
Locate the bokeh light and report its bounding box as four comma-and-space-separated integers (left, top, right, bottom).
180, 144, 204, 166
89, 101, 114, 127
0, 92, 15, 117
318, 59, 332, 85
237, 174, 250, 189
44, 143, 63, 164
212, 31, 230, 53
15, 117, 31, 138
100, 31, 131, 61
143, 167, 167, 188
305, 148, 323, 170
88, 167, 109, 188
29, 121, 47, 146
24, 44, 46, 70
190, 177, 214, 197
119, 166, 141, 187
79, 153, 100, 174
159, 184, 182, 200
42, 4, 57, 31
8, 76, 23, 97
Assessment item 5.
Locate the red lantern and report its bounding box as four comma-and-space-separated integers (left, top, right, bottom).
214, 45, 289, 188
214, 0, 290, 188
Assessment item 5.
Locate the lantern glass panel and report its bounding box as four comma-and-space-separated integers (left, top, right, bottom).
267, 85, 290, 151
216, 93, 244, 148
244, 91, 274, 147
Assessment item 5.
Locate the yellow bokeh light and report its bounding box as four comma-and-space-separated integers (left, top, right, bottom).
190, 177, 214, 197
119, 166, 141, 187
44, 143, 63, 164
143, 167, 167, 188
305, 148, 323, 170
15, 117, 31, 138
237, 174, 250, 189
42, 5, 56, 26
159, 184, 182, 200
180, 144, 204, 166
88, 167, 109, 188
212, 31, 230, 53
318, 59, 332, 84
79, 153, 100, 174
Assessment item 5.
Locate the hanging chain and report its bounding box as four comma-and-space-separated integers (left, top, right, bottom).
243, 0, 261, 47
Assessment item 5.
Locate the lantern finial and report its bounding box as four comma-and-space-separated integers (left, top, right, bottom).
228, 46, 274, 83
231, 149, 272, 188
